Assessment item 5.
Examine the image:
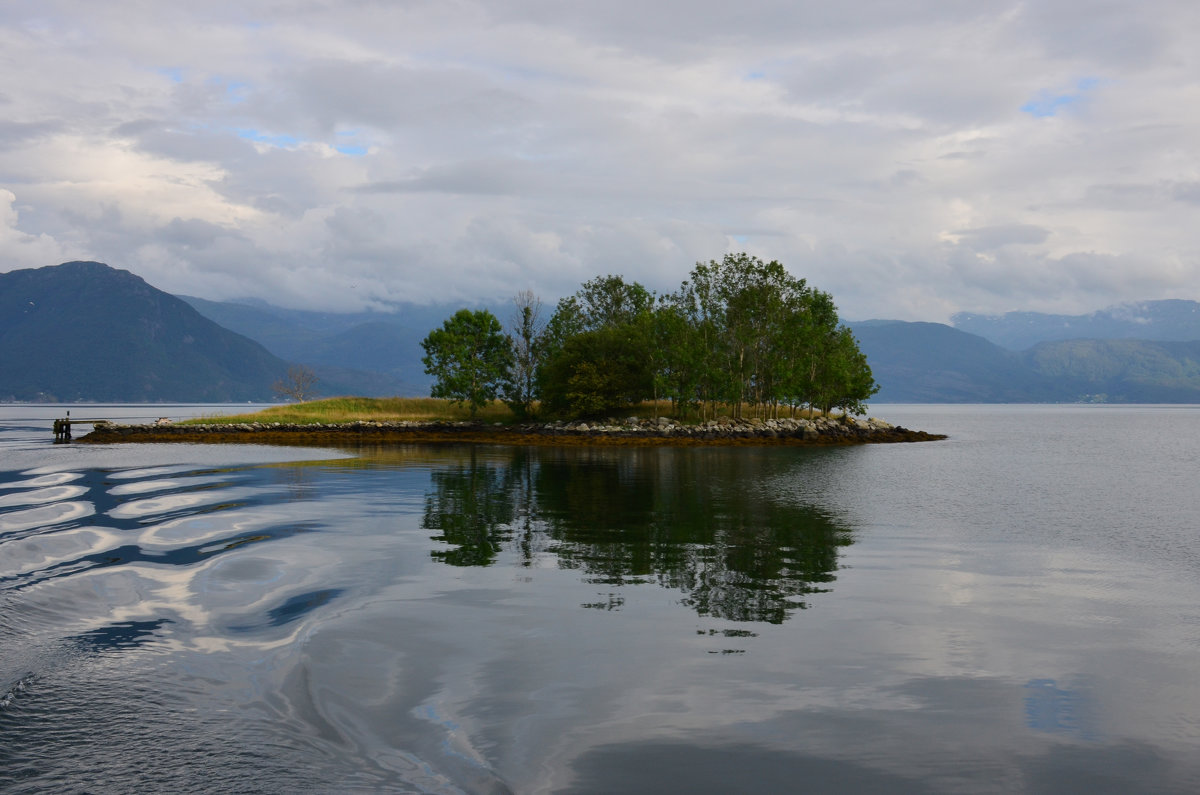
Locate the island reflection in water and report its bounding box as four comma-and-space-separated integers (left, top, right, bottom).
416, 444, 854, 623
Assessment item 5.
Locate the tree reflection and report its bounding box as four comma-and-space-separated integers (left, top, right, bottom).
422, 448, 517, 566
423, 446, 853, 623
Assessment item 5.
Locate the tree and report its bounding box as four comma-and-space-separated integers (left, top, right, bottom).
811, 326, 879, 416
539, 325, 654, 417
502, 290, 546, 419
667, 253, 810, 418
524, 256, 876, 420
538, 275, 654, 369
573, 274, 654, 329
273, 365, 320, 402
537, 275, 657, 416
421, 309, 513, 417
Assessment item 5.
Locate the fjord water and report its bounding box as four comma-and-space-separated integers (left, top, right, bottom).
1, 405, 1198, 793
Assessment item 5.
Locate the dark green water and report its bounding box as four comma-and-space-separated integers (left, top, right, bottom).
2, 405, 1199, 793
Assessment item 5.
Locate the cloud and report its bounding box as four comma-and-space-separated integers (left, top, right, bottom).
1, 1, 1199, 321
351, 159, 540, 196
0, 189, 73, 268
953, 224, 1051, 250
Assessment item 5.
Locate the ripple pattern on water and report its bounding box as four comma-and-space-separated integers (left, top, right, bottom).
0, 462, 337, 650
0, 501, 96, 535
0, 484, 90, 508
107, 474, 231, 496
0, 472, 83, 490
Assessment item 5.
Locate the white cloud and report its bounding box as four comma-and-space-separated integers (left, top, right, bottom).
0, 189, 73, 268
1, 0, 1199, 320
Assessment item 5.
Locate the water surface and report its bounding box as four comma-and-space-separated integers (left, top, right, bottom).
2, 404, 1198, 793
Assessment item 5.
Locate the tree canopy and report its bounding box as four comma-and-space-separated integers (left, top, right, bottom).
423, 254, 878, 420
421, 308, 513, 417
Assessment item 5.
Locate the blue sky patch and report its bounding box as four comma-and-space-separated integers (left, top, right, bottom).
335, 144, 368, 156
1022, 77, 1101, 118
224, 81, 249, 104
236, 128, 301, 147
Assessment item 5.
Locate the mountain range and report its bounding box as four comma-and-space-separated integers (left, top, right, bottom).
850, 321, 1200, 403
5, 260, 1200, 403
0, 261, 290, 402
952, 301, 1200, 350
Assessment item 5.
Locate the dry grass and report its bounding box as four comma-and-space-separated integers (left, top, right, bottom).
183, 396, 519, 425
181, 396, 832, 426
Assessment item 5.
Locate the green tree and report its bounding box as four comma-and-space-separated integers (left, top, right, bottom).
530, 256, 875, 420
537, 275, 657, 417
573, 274, 654, 329
539, 275, 654, 366
650, 299, 700, 417
539, 325, 654, 417
668, 253, 811, 418
421, 309, 513, 417
811, 326, 879, 416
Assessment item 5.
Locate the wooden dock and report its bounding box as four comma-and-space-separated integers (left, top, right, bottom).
52, 412, 109, 443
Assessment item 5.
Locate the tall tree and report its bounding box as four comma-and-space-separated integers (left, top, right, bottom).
503, 290, 546, 418
574, 274, 654, 329
421, 309, 513, 417
538, 275, 657, 416
810, 326, 879, 416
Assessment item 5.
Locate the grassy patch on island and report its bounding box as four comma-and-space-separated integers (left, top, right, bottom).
182, 397, 834, 426
183, 397, 519, 425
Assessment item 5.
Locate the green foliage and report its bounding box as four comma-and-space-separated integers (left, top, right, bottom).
537, 275, 658, 417
427, 254, 877, 420
421, 309, 513, 417
573, 274, 655, 328
805, 326, 879, 415
540, 326, 655, 417
662, 253, 876, 417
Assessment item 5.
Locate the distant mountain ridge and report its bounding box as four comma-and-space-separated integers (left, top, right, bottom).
0, 261, 290, 401
6, 260, 1200, 404
952, 300, 1200, 350
850, 322, 1052, 402
179, 295, 508, 396
852, 320, 1200, 403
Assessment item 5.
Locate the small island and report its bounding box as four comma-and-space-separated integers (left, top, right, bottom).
79, 397, 944, 446
83, 255, 944, 446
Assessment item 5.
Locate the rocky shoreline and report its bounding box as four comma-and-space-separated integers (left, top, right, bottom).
80, 414, 945, 447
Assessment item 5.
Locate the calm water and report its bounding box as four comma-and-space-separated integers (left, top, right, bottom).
1, 404, 1199, 793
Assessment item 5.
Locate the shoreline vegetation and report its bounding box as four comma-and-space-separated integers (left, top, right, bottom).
78, 397, 946, 446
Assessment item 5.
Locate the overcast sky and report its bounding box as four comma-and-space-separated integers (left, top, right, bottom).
2, 1, 1198, 321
